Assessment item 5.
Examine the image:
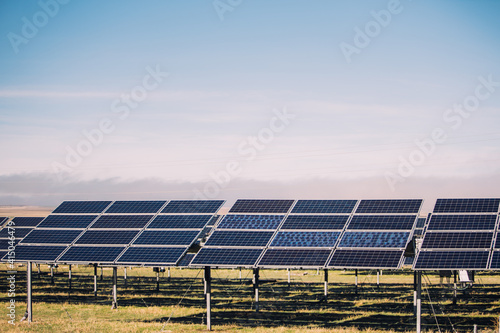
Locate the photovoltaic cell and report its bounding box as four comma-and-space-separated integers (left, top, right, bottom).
191, 248, 263, 266
20, 229, 82, 245
117, 247, 186, 265
496, 233, 500, 249
205, 230, 274, 247
433, 198, 500, 213
338, 231, 410, 248
37, 215, 98, 229
161, 200, 224, 214
270, 231, 340, 248
75, 230, 140, 245
427, 215, 497, 231
217, 214, 284, 230
133, 230, 200, 246
0, 239, 18, 250
178, 253, 196, 267
490, 251, 500, 269
0, 228, 33, 239
8, 245, 67, 262
416, 217, 426, 229
291, 200, 357, 214
258, 248, 331, 267
414, 251, 489, 270
90, 215, 153, 229
328, 249, 404, 269
229, 199, 294, 214
347, 215, 416, 230
10, 217, 44, 227
59, 246, 125, 263
281, 215, 349, 230
105, 200, 167, 214
53, 201, 112, 214
421, 232, 494, 249
355, 199, 422, 214
147, 215, 212, 229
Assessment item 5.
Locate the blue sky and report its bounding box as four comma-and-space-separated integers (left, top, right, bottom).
1, 0, 499, 212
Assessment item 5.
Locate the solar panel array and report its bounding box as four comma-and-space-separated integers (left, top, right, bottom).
0, 217, 44, 260
328, 199, 422, 269
414, 198, 500, 270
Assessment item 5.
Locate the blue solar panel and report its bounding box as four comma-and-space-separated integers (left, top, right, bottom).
281, 215, 349, 230
328, 249, 404, 269
59, 246, 125, 263
7, 245, 67, 262
496, 233, 500, 249
133, 230, 200, 246
427, 215, 497, 231
0, 227, 34, 239
217, 214, 284, 230
20, 229, 82, 245
258, 248, 331, 267
416, 217, 426, 229
37, 215, 98, 229
106, 200, 167, 213
161, 200, 224, 214
270, 231, 340, 248
490, 251, 500, 269
205, 230, 274, 247
90, 215, 153, 229
10, 217, 44, 227
433, 198, 500, 213
0, 217, 8, 226
229, 199, 294, 214
347, 215, 416, 230
53, 201, 112, 214
177, 253, 196, 267
147, 215, 212, 229
355, 199, 422, 214
421, 232, 494, 249
75, 230, 139, 245
117, 247, 186, 265
338, 231, 410, 248
0, 239, 18, 250
414, 251, 490, 270
191, 247, 263, 266
291, 200, 357, 214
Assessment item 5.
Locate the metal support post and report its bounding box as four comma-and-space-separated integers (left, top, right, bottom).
205, 267, 211, 331
93, 264, 98, 297
377, 269, 380, 289
111, 267, 118, 309
416, 271, 422, 333
253, 268, 260, 312
355, 269, 358, 295
100, 266, 103, 281
453, 270, 457, 305
287, 268, 291, 285
50, 265, 54, 285
27, 261, 33, 323
324, 269, 328, 301
123, 267, 127, 287
68, 265, 72, 291
156, 270, 160, 292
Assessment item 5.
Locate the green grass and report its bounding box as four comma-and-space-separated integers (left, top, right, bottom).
1, 265, 499, 332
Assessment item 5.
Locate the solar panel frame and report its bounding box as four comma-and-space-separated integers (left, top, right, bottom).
269, 231, 341, 248
204, 230, 275, 247
58, 246, 126, 264
355, 199, 422, 214
280, 215, 350, 230
328, 249, 405, 269
132, 230, 202, 246
10, 217, 45, 227
427, 214, 498, 231
37, 215, 99, 229
257, 248, 332, 268
116, 246, 187, 266
347, 215, 417, 231
228, 199, 294, 214
75, 230, 140, 245
52, 201, 112, 214
421, 231, 494, 249
20, 229, 83, 245
337, 231, 411, 249
90, 215, 154, 229
413, 250, 490, 270
0, 227, 34, 239
216, 214, 285, 230
105, 200, 167, 214
291, 200, 357, 214
161, 200, 225, 214
4, 245, 68, 263
190, 247, 264, 267
489, 250, 500, 270
433, 198, 500, 213
177, 253, 196, 267
147, 214, 213, 229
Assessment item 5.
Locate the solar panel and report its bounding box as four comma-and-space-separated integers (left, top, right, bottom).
132, 230, 201, 246
421, 232, 494, 249
116, 247, 186, 265
204, 230, 274, 247
217, 214, 284, 229
37, 215, 98, 228
427, 215, 497, 231
328, 249, 404, 269
355, 199, 422, 214
161, 200, 224, 214
0, 239, 18, 250
347, 215, 416, 230
0, 228, 34, 239
433, 198, 500, 213
270, 231, 340, 248
20, 229, 82, 245
178, 253, 196, 267
59, 246, 125, 263
6, 245, 67, 262
416, 217, 426, 229
338, 231, 410, 248
53, 201, 112, 214
291, 200, 357, 214
90, 215, 153, 229
414, 251, 490, 270
191, 248, 263, 267
147, 215, 212, 229
258, 248, 331, 267
490, 251, 500, 269
281, 215, 349, 230
229, 199, 294, 214
0, 217, 8, 226
10, 217, 44, 227
105, 200, 167, 213
496, 233, 500, 249
75, 230, 140, 245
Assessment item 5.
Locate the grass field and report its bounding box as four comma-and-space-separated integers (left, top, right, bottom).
1, 264, 499, 332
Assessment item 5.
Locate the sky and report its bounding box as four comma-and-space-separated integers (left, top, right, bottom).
1, 0, 499, 213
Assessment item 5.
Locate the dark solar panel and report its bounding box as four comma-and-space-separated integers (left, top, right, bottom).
281, 215, 349, 230
433, 198, 500, 213
178, 253, 196, 267
75, 230, 140, 245
205, 230, 274, 247
53, 201, 112, 214
414, 229, 424, 236
20, 229, 82, 245
338, 231, 410, 248
355, 199, 422, 214
0, 217, 7, 226
117, 247, 186, 265
8, 245, 67, 262
147, 215, 212, 229
59, 246, 125, 263
490, 251, 500, 269
414, 251, 490, 270
90, 215, 153, 229
133, 230, 200, 246
328, 249, 404, 269
427, 215, 497, 231
229, 199, 294, 214
258, 248, 331, 267
270, 231, 340, 248
10, 217, 44, 227
105, 200, 167, 214
0, 239, 18, 250
496, 233, 500, 249
0, 228, 34, 239
217, 214, 284, 230
37, 215, 98, 229
191, 248, 263, 266
421, 232, 494, 249
347, 215, 416, 230
291, 200, 357, 214
161, 200, 224, 214
416, 218, 426, 229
